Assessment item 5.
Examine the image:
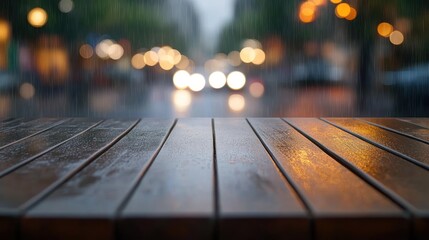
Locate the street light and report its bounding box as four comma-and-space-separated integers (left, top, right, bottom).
28, 7, 48, 28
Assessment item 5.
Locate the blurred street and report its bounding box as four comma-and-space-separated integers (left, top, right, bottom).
0, 0, 428, 118
1, 75, 402, 118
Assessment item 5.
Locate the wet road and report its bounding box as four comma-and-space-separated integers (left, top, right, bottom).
0, 77, 397, 118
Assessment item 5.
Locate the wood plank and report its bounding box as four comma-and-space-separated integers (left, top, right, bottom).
0, 118, 66, 149
249, 118, 407, 240
362, 118, 429, 143
0, 118, 25, 130
0, 120, 137, 240
118, 118, 214, 240
324, 118, 429, 170
21, 119, 174, 240
0, 119, 101, 177
215, 118, 309, 240
285, 118, 429, 239
399, 118, 429, 129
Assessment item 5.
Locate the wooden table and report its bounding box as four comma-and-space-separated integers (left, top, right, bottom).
0, 118, 428, 240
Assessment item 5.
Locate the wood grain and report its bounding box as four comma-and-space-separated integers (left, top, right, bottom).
286, 118, 429, 239
21, 119, 174, 240
325, 118, 429, 170
215, 118, 309, 240
0, 119, 101, 177
249, 118, 407, 239
119, 118, 214, 240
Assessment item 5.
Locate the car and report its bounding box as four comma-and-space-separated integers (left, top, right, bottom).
383, 63, 429, 114
291, 60, 344, 85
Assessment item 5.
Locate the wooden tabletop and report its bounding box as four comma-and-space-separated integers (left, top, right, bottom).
0, 118, 428, 240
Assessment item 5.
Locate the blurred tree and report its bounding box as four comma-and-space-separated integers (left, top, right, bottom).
0, 0, 188, 51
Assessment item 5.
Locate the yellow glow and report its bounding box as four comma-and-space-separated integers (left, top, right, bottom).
377, 22, 394, 38
35, 48, 69, 82
28, 8, 48, 28
345, 7, 357, 21
79, 44, 93, 59
166, 49, 181, 65
20, 83, 35, 100
228, 94, 245, 112
108, 44, 124, 60
131, 53, 146, 69
335, 3, 351, 18
144, 50, 159, 66
252, 49, 266, 65
330, 0, 342, 4
208, 71, 227, 89
299, 12, 315, 23
159, 55, 175, 70
158, 46, 172, 57
389, 30, 404, 45
172, 90, 192, 113
173, 70, 190, 90
95, 39, 113, 59
176, 55, 189, 69
240, 47, 256, 63
189, 73, 206, 92
249, 82, 265, 98
311, 0, 326, 6
227, 71, 246, 90
0, 20, 10, 43
301, 1, 316, 17
228, 51, 241, 66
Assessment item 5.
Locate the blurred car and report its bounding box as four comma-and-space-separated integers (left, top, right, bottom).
383, 63, 429, 106
291, 60, 344, 86
0, 71, 20, 92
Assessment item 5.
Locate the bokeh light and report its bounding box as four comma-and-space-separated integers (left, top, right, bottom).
228, 94, 245, 112
20, 83, 35, 100
330, 0, 342, 4
172, 90, 192, 113
144, 50, 159, 66
0, 20, 11, 43
176, 55, 190, 69
208, 71, 227, 89
299, 1, 317, 23
345, 7, 357, 21
27, 8, 48, 28
335, 3, 351, 18
240, 47, 256, 63
242, 39, 262, 49
131, 53, 146, 69
227, 71, 246, 90
107, 43, 124, 60
95, 39, 113, 59
173, 70, 190, 90
252, 49, 266, 65
159, 55, 175, 70
311, 0, 326, 6
228, 51, 241, 66
58, 0, 74, 13
389, 30, 404, 45
79, 44, 93, 59
249, 81, 265, 98
377, 22, 394, 37
301, 1, 316, 17
188, 73, 206, 92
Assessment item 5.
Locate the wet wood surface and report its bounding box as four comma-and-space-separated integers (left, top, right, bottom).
0, 118, 428, 240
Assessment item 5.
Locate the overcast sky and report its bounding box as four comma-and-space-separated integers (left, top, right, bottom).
187, 0, 235, 51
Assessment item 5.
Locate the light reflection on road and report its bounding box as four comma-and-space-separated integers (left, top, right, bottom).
0, 78, 359, 118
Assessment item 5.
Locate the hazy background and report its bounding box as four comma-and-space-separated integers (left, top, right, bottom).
0, 0, 428, 118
